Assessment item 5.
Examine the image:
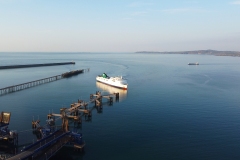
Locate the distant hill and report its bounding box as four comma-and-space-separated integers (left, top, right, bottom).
136, 50, 240, 57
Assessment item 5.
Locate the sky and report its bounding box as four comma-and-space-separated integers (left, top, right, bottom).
0, 0, 240, 52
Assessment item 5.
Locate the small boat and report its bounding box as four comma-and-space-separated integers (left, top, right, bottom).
188, 62, 199, 65
96, 73, 128, 90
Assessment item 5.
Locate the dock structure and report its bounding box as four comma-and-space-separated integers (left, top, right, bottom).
0, 75, 62, 95
62, 69, 85, 78
0, 62, 75, 70
0, 69, 89, 96
0, 112, 18, 153
7, 129, 71, 160
6, 91, 118, 160
48, 91, 119, 130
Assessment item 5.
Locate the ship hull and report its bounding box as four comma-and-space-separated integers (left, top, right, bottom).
96, 77, 127, 90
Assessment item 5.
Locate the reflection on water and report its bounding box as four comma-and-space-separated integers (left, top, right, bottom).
96, 82, 127, 102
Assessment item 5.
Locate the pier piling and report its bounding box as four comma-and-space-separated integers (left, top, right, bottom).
0, 69, 89, 96
5, 91, 119, 160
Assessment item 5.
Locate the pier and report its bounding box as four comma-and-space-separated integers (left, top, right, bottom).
0, 62, 75, 70
7, 129, 71, 160
5, 91, 118, 160
0, 69, 89, 96
0, 75, 62, 95
48, 91, 119, 128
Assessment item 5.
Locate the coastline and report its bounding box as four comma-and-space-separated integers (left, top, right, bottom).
136, 50, 240, 57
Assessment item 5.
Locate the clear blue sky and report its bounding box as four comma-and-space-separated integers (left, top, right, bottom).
1, 0, 240, 52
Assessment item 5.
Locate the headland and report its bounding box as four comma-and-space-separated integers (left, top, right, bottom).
136, 49, 240, 57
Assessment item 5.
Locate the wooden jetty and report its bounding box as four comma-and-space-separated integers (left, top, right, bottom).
0, 69, 89, 96
48, 91, 119, 130
0, 62, 75, 70
6, 91, 118, 160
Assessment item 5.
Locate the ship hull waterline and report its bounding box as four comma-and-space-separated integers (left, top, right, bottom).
96, 79, 127, 90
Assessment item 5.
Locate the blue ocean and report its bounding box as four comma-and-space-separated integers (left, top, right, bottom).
1, 52, 240, 160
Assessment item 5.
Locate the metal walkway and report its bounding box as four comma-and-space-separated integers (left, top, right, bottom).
7, 129, 70, 160
0, 75, 62, 96
0, 69, 89, 96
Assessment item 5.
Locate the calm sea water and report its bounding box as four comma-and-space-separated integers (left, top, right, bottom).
1, 52, 240, 160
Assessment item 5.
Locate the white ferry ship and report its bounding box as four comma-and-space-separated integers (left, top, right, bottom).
96, 73, 128, 90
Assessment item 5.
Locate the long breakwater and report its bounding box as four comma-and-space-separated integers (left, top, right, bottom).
0, 62, 75, 69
